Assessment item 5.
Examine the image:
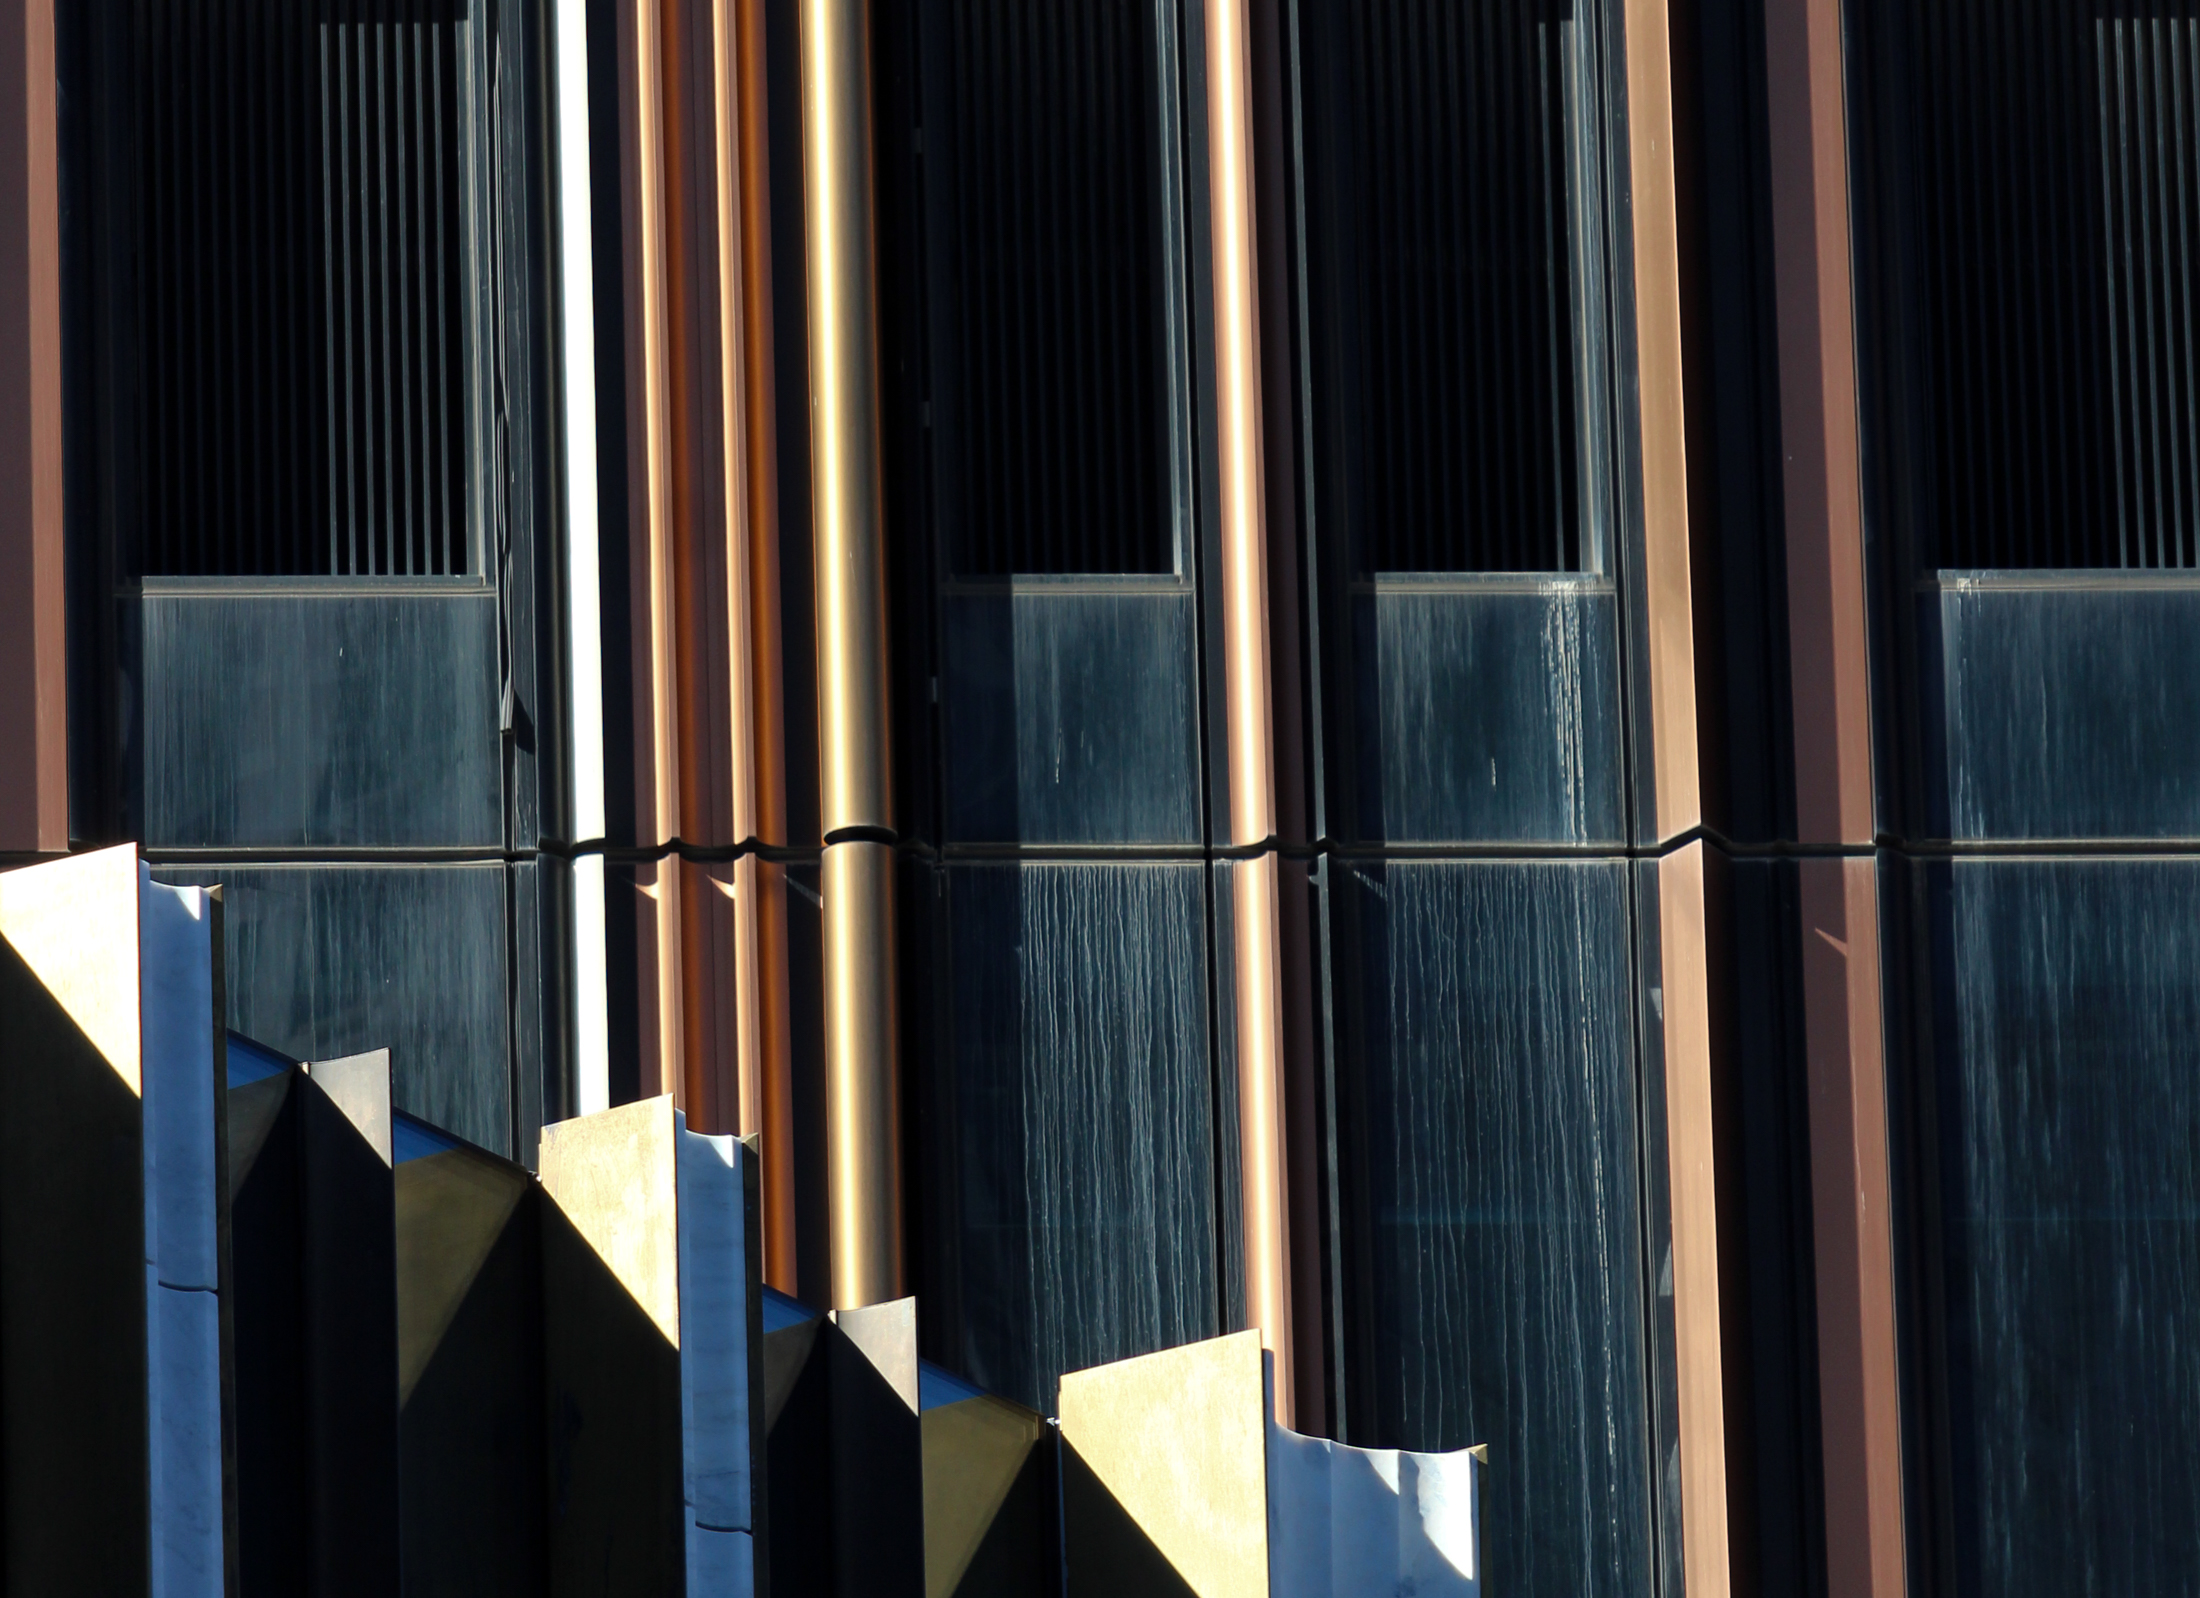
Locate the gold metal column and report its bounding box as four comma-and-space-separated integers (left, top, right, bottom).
800, 0, 901, 1310
1204, 0, 1294, 1422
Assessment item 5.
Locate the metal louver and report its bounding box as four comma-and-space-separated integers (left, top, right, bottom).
929, 0, 1176, 578
135, 0, 478, 579
1870, 0, 2200, 571
1306, 0, 1587, 576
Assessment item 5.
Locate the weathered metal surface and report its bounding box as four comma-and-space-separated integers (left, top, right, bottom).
1921, 859, 2200, 1594
141, 591, 501, 848
940, 589, 1201, 846
1932, 580, 2200, 839
1336, 858, 1648, 1594
1350, 585, 1623, 845
938, 862, 1217, 1414
155, 863, 511, 1154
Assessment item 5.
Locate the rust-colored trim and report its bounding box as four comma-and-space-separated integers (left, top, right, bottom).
1799, 858, 1906, 1598
1766, 0, 1872, 846
732, 0, 797, 1294
1627, 0, 1700, 842
621, 0, 685, 1099
1659, 842, 1732, 1598
1204, 0, 1294, 1424
0, 0, 64, 854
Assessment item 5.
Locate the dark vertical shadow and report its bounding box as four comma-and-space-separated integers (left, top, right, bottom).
229, 1071, 311, 1597
397, 1152, 547, 1597
539, 1197, 683, 1597
0, 941, 152, 1594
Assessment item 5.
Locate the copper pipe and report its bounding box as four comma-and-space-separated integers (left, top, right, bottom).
1763, 3, 1901, 1588
1626, 0, 1701, 841
799, 0, 900, 1305
1203, 0, 1293, 1423
628, 0, 685, 1098
1659, 843, 1734, 1598
1767, 0, 1873, 849
0, 0, 62, 855
1798, 860, 1904, 1598
729, 0, 798, 1292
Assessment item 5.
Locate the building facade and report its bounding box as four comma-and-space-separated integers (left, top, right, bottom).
1, 0, 2193, 1592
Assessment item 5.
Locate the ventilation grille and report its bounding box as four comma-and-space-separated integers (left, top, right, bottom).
1882, 1, 2200, 571
1322, 0, 1582, 575
934, 0, 1173, 578
134, 0, 472, 579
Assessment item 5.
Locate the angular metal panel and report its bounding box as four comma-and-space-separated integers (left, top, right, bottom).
1352, 586, 1623, 845
1934, 581, 2200, 839
154, 863, 511, 1153
1924, 859, 2200, 1592
1338, 859, 1648, 1593
141, 591, 502, 848
939, 863, 1217, 1412
940, 590, 1201, 845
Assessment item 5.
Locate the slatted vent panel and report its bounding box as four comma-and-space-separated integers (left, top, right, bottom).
1320, 0, 1582, 574
934, 0, 1173, 577
134, 0, 471, 578
1879, 1, 2200, 570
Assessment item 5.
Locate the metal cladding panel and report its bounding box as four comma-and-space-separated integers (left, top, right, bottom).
141, 592, 502, 848
1339, 859, 1648, 1594
939, 862, 1218, 1414
1930, 581, 2200, 839
155, 864, 511, 1154
939, 589, 1201, 845
1352, 585, 1623, 845
1921, 859, 2200, 1593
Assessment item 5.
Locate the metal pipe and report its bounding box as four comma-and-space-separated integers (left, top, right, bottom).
1204, 0, 1294, 1423
729, 0, 799, 1295
800, 0, 900, 1307
821, 840, 901, 1309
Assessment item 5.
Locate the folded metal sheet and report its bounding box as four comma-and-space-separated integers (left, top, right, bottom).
1264, 1428, 1482, 1598
0, 847, 229, 1594
539, 1096, 764, 1595
230, 1042, 400, 1595
395, 1132, 545, 1594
